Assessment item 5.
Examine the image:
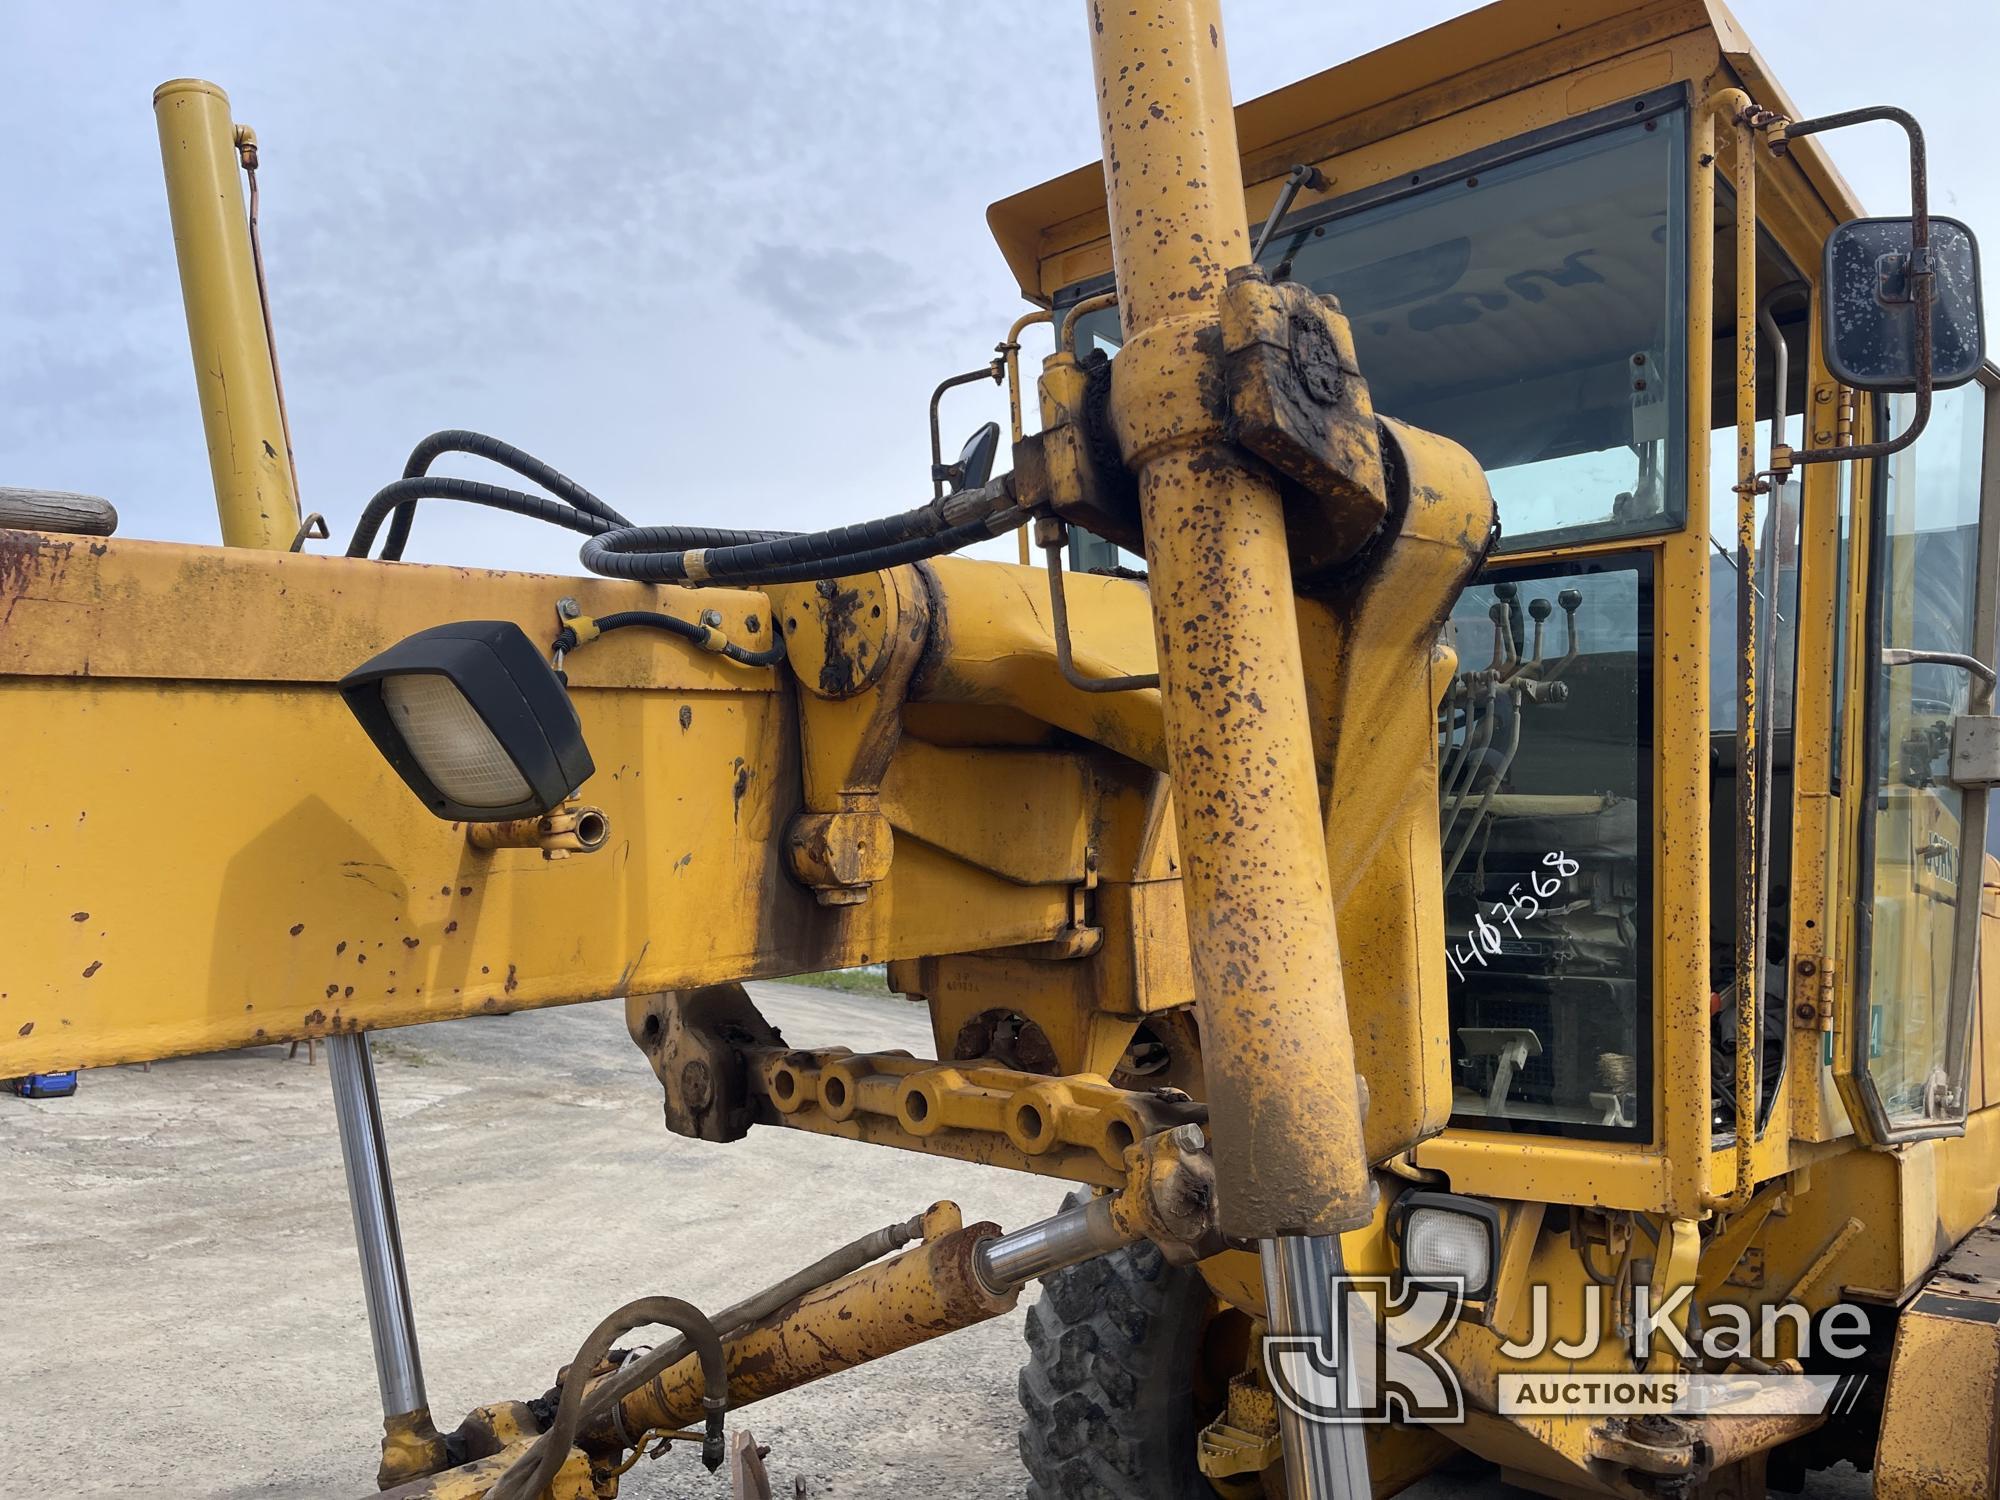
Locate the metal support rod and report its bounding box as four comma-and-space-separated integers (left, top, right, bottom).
153, 85, 431, 1438
1040, 523, 1160, 693
1063, 289, 1119, 357
326, 1031, 429, 1421
1261, 1234, 1372, 1500
1085, 8, 1371, 1495
1719, 90, 1762, 1209
1002, 309, 1054, 564
974, 1193, 1134, 1291
1084, 0, 1370, 1241
235, 127, 302, 505
1250, 163, 1327, 262
154, 83, 432, 1440
152, 79, 301, 551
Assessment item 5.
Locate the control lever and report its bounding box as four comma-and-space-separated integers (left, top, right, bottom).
1488, 602, 1514, 676
1526, 596, 1552, 675
1544, 588, 1583, 680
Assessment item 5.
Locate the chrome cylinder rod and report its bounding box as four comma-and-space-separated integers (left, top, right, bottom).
1262, 1233, 1372, 1500
974, 1194, 1133, 1293
326, 1032, 428, 1419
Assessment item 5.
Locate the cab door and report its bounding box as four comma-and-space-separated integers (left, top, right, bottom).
1845, 370, 2000, 1140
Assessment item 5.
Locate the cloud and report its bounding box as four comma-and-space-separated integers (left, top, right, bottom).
1, 0, 1987, 571
734, 241, 937, 347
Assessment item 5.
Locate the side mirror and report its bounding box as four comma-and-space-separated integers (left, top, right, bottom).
947, 421, 1001, 493
1824, 215, 1984, 392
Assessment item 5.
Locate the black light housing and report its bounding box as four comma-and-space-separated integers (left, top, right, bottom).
339, 620, 593, 821
1391, 1190, 1502, 1302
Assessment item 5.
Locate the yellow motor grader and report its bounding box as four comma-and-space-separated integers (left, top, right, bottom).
5, 1, 2000, 1497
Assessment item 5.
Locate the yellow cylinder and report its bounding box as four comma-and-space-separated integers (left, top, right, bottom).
1086, 1, 1371, 1236
608, 1222, 1015, 1436
153, 79, 300, 551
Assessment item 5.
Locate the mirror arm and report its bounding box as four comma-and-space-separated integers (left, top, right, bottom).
929, 362, 1006, 498
1779, 106, 1935, 473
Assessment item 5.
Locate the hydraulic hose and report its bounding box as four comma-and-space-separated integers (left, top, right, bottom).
376, 429, 633, 561
346, 476, 608, 559
578, 477, 1020, 584
349, 433, 1020, 585
580, 1212, 928, 1448
581, 610, 787, 668
486, 1295, 728, 1500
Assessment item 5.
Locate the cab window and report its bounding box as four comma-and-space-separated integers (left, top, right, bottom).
1056, 101, 1690, 555
1856, 380, 1991, 1132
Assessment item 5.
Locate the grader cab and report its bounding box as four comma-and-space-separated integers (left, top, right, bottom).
6, 1, 2000, 1497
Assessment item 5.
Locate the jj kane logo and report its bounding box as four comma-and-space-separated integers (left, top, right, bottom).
1264, 1277, 1868, 1425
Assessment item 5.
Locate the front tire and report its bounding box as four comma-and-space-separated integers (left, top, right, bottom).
1016, 1197, 1220, 1499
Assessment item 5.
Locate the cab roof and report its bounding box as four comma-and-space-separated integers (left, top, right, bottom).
987, 0, 1861, 305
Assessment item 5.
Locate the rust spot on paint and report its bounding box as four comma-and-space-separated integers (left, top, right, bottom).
815, 585, 867, 695
445, 921, 458, 934
402, 936, 420, 949
0, 530, 76, 628
70, 911, 88, 922
679, 704, 693, 731
82, 960, 101, 978
459, 885, 473, 896
504, 964, 519, 994
304, 1008, 326, 1027
17, 1021, 32, 1037
290, 923, 305, 936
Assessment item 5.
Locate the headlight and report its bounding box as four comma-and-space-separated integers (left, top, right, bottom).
1393, 1190, 1501, 1301
340, 620, 593, 821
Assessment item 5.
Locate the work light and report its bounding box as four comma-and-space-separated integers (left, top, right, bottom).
339, 620, 594, 821
1394, 1191, 1501, 1301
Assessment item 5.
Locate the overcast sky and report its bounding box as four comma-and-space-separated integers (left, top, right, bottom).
3, 2, 1993, 574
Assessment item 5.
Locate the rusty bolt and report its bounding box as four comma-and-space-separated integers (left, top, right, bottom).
557, 596, 581, 620
1628, 1414, 1686, 1446
699, 609, 723, 628
679, 1059, 714, 1112
1796, 1002, 1819, 1023
1797, 958, 1817, 976
815, 579, 838, 598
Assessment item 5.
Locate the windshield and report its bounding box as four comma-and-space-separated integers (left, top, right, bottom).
1062, 106, 1688, 553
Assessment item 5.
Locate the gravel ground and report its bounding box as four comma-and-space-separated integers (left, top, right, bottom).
0, 983, 1873, 1500
0, 985, 1055, 1499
